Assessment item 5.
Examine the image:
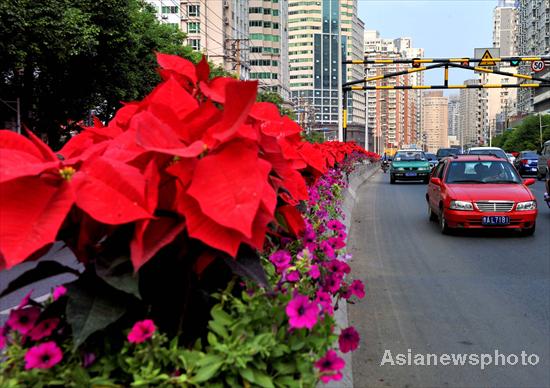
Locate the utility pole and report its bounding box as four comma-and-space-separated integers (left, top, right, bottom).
226, 38, 249, 79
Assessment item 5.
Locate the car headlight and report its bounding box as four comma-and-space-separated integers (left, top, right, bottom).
516, 201, 537, 211
393, 167, 404, 171
449, 200, 474, 211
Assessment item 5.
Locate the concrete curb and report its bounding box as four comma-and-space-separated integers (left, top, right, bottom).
322, 162, 379, 388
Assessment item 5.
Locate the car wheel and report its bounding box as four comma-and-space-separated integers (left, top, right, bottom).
428, 204, 437, 222
439, 208, 450, 234
521, 223, 536, 236
390, 175, 396, 184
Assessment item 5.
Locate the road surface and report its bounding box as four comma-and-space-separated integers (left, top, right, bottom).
348, 171, 550, 388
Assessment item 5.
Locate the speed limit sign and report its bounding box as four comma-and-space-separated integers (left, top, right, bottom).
531, 60, 545, 73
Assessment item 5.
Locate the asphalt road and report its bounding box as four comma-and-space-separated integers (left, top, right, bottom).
348, 171, 550, 388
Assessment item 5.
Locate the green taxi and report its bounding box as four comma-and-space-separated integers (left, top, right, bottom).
390, 149, 432, 184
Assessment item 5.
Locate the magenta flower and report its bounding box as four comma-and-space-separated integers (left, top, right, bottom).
327, 219, 344, 231
7, 307, 40, 335
52, 285, 67, 301
285, 270, 300, 282
339, 326, 360, 353
323, 273, 343, 294
83, 352, 96, 367
285, 294, 319, 329
316, 291, 334, 315
328, 237, 345, 250
314, 350, 345, 383
0, 331, 6, 350
17, 290, 33, 308
320, 241, 335, 259
308, 264, 320, 279
269, 250, 292, 273
24, 341, 63, 370
128, 319, 156, 343
29, 318, 60, 341
350, 279, 365, 299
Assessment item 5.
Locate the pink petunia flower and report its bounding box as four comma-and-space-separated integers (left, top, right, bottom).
17, 290, 34, 309
7, 307, 40, 335
350, 279, 365, 299
0, 331, 6, 350
128, 319, 156, 343
323, 273, 343, 294
24, 341, 63, 369
52, 286, 67, 301
327, 220, 345, 231
328, 237, 346, 250
285, 294, 319, 329
269, 250, 292, 273
316, 291, 334, 315
339, 326, 360, 353
314, 350, 346, 383
308, 264, 320, 280
28, 318, 60, 341
319, 241, 335, 259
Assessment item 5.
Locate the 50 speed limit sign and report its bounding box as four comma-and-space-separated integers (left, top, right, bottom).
531, 60, 545, 73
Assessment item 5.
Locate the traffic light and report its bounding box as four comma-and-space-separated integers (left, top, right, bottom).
412, 58, 421, 68
510, 59, 520, 66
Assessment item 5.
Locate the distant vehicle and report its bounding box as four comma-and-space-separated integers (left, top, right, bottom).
506, 153, 516, 164
514, 151, 538, 176
544, 160, 550, 208
390, 149, 431, 184
425, 153, 438, 169
466, 147, 508, 160
537, 140, 550, 180
436, 148, 460, 160
426, 155, 537, 235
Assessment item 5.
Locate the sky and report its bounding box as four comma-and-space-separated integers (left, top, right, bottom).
357, 0, 498, 94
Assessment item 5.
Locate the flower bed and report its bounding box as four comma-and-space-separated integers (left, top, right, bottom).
0, 53, 378, 386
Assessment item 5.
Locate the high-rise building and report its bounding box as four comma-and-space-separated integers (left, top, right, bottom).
249, 1, 290, 100
459, 79, 486, 148
180, 1, 250, 80
421, 91, 449, 153
146, 0, 181, 29
363, 30, 423, 153
448, 94, 460, 138
288, 0, 365, 142
518, 0, 550, 113
493, 3, 518, 57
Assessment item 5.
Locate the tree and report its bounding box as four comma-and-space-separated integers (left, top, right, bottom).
492, 114, 550, 152
0, 0, 201, 149
257, 90, 296, 120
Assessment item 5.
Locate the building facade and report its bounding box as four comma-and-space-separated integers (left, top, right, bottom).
288, 0, 365, 141
448, 94, 460, 138
249, 0, 290, 100
146, 0, 181, 29
421, 91, 449, 153
518, 0, 550, 113
180, 0, 250, 80
459, 79, 486, 148
363, 31, 423, 153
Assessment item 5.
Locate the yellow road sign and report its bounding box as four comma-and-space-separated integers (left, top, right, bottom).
480, 50, 497, 66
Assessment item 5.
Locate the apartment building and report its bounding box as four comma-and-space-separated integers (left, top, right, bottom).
180, 0, 250, 79
421, 91, 449, 153
364, 30, 423, 153
288, 0, 365, 141
249, 1, 290, 100
459, 79, 486, 148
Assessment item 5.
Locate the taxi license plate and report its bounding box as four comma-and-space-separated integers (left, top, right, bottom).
405, 172, 417, 177
482, 216, 510, 226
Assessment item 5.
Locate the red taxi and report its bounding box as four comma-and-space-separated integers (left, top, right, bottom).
426, 155, 537, 235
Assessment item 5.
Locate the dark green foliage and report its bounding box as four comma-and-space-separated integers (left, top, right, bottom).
492, 114, 550, 152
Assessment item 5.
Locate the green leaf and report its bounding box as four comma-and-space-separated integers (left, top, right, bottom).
273, 361, 296, 375
253, 370, 275, 388
65, 273, 128, 348
208, 320, 229, 339
96, 256, 140, 300
240, 367, 255, 383
196, 354, 224, 367
207, 332, 218, 346
192, 361, 224, 383
210, 304, 233, 326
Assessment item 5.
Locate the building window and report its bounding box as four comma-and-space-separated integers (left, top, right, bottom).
162, 6, 178, 14
188, 5, 200, 17
250, 7, 263, 14
250, 20, 262, 27
263, 21, 271, 28
272, 9, 279, 16
188, 22, 200, 33
188, 38, 201, 51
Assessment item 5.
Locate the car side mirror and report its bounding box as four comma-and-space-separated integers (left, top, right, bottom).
430, 177, 442, 186
523, 178, 535, 186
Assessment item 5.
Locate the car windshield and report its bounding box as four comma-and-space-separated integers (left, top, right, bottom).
436, 149, 458, 158
394, 151, 426, 161
468, 149, 507, 159
425, 153, 437, 160
446, 161, 522, 184
520, 152, 538, 159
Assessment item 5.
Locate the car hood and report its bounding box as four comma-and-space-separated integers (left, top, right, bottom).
447, 184, 534, 202
392, 161, 430, 168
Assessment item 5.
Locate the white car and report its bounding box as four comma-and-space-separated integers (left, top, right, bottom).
466, 147, 508, 161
